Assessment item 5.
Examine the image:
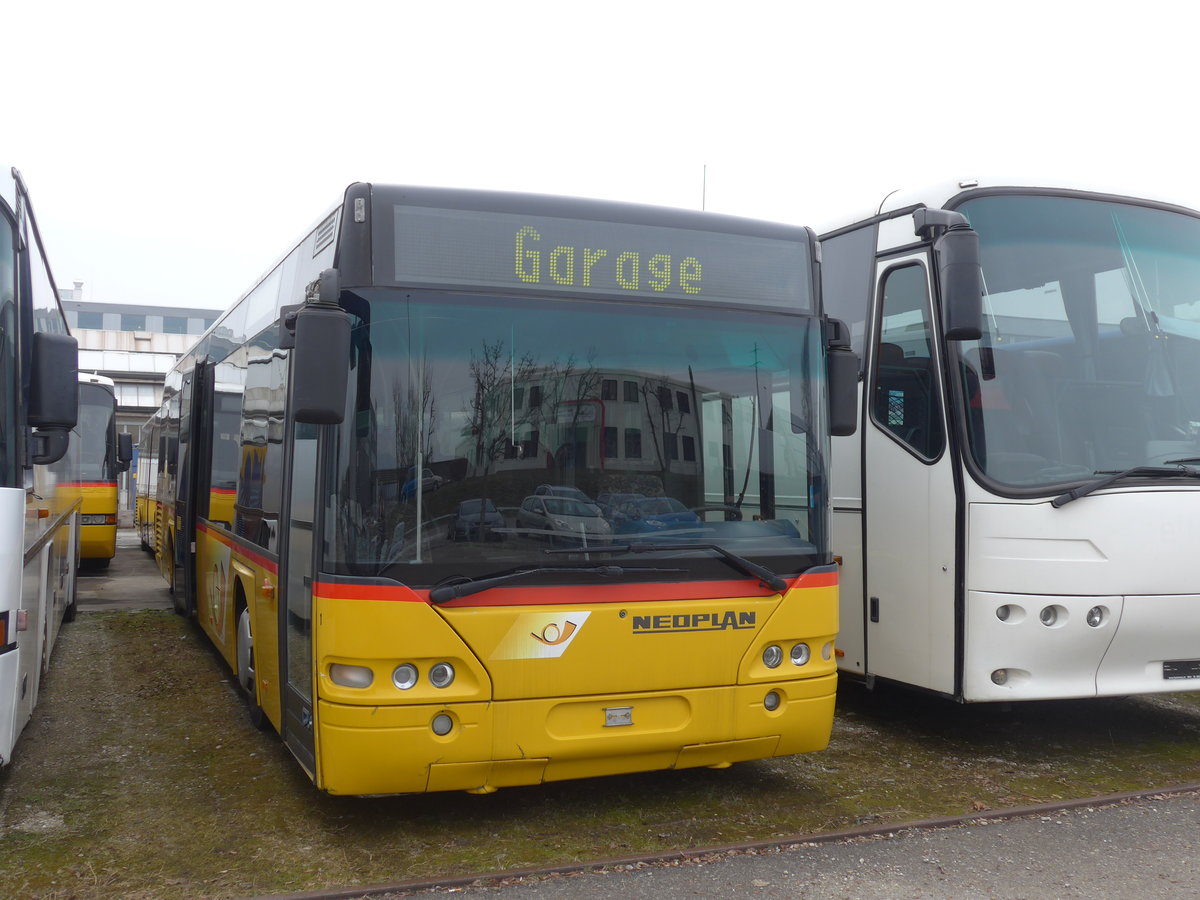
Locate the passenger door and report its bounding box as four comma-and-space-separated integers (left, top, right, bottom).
279, 416, 319, 775
862, 257, 958, 694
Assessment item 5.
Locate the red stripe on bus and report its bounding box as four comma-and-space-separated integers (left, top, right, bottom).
195, 522, 279, 574
314, 569, 837, 607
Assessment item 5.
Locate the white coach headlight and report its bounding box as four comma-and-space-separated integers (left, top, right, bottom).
762, 645, 783, 669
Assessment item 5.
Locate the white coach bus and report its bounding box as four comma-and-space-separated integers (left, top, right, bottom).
0, 167, 80, 764
820, 177, 1200, 701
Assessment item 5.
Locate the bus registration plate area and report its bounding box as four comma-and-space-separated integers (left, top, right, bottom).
1163, 660, 1200, 680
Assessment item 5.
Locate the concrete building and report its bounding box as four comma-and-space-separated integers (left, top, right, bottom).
59, 283, 221, 512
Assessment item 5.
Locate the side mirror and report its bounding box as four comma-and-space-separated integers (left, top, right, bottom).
30, 430, 70, 466
936, 225, 983, 341
825, 318, 859, 437
29, 332, 78, 429
292, 303, 351, 424
117, 432, 133, 472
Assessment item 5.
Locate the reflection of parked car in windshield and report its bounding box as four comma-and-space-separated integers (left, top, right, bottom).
533, 484, 599, 512
448, 499, 506, 542
400, 467, 445, 501
517, 495, 612, 545
597, 492, 645, 520
612, 496, 702, 535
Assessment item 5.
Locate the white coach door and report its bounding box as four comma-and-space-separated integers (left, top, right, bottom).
862, 256, 959, 694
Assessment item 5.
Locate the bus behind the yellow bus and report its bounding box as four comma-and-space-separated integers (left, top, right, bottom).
67, 373, 131, 568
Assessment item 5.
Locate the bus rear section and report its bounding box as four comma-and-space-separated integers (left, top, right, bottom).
155, 183, 857, 794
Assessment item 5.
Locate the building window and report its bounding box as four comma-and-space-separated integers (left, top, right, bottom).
602, 426, 618, 458
512, 387, 524, 409
601, 379, 617, 401
664, 433, 678, 460
77, 311, 103, 329
676, 391, 691, 414
682, 435, 696, 461
122, 313, 146, 331
624, 428, 642, 459
528, 386, 542, 408
656, 387, 673, 410
163, 316, 188, 334
623, 380, 639, 402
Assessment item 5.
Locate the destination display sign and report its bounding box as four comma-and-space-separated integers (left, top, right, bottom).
390, 204, 812, 310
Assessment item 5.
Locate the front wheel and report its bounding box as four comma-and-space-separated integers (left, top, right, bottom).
237, 606, 268, 731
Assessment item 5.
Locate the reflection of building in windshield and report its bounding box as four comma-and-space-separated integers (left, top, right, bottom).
456, 366, 704, 483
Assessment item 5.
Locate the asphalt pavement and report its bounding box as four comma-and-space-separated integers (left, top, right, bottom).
384, 792, 1200, 899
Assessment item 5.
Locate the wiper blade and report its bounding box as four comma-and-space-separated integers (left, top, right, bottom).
428, 565, 683, 604
1051, 464, 1200, 508
547, 542, 789, 593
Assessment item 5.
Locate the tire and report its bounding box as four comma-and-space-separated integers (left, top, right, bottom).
237, 606, 268, 730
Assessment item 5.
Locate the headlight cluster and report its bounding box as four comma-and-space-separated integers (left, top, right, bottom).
762, 642, 814, 669
328, 661, 457, 690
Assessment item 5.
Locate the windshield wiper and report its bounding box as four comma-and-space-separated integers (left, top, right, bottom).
548, 542, 789, 593
1051, 464, 1200, 508
428, 565, 684, 604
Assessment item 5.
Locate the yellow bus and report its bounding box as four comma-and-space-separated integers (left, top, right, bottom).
146, 184, 858, 795
68, 373, 131, 568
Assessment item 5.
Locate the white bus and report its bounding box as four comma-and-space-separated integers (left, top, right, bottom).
0, 167, 80, 764
821, 177, 1200, 701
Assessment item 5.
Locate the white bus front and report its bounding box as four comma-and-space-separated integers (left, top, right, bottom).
826, 185, 1200, 701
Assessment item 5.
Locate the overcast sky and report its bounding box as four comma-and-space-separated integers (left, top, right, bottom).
9, 1, 1194, 311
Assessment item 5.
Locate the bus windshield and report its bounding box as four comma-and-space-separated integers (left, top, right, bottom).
77, 383, 117, 482
325, 290, 828, 585
953, 194, 1200, 490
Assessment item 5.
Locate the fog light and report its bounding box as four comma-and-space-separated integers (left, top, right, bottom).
991, 669, 1008, 685
1039, 606, 1058, 627
1086, 606, 1104, 628
763, 691, 781, 711
996, 605, 1011, 622
392, 663, 418, 690
790, 643, 811, 666
429, 662, 456, 688
329, 663, 373, 688
762, 645, 783, 668
431, 713, 453, 736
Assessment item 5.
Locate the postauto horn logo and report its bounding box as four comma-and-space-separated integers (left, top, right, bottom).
493, 612, 591, 660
